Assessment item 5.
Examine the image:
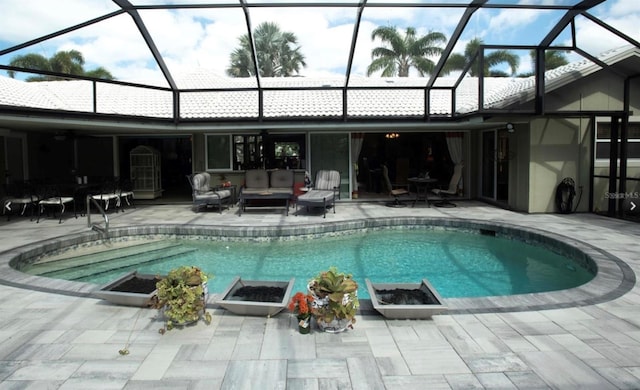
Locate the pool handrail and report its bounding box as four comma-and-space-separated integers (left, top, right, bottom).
86, 195, 109, 238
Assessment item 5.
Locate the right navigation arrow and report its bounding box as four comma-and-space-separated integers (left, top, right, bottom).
631, 201, 637, 212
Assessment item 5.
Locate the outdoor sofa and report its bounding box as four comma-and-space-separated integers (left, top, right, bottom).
239, 169, 295, 215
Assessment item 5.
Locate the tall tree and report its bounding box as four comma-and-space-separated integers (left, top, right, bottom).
7, 49, 114, 81
227, 22, 306, 77
443, 38, 519, 77
366, 26, 447, 77
518, 49, 570, 77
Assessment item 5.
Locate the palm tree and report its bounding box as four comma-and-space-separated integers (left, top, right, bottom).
519, 49, 570, 77
227, 22, 306, 77
7, 49, 114, 81
443, 38, 519, 77
366, 26, 447, 77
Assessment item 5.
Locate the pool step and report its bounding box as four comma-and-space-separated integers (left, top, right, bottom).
26, 241, 195, 280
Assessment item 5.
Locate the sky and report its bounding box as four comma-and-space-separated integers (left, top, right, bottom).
1, 0, 639, 87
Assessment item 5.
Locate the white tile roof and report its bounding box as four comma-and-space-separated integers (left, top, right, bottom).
1, 45, 636, 120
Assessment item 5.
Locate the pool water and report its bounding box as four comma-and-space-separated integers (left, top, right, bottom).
31, 229, 594, 299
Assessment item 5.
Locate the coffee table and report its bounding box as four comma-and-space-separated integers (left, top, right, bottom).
239, 192, 291, 216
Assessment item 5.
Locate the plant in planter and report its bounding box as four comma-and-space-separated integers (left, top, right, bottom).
152, 266, 212, 333
308, 266, 359, 333
288, 291, 314, 334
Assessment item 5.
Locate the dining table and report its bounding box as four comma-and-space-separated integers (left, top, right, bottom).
407, 177, 438, 206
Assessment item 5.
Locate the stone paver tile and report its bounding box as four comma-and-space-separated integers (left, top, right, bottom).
383, 374, 451, 390
58, 378, 128, 389
463, 352, 529, 373
123, 379, 194, 390
0, 380, 64, 389
318, 377, 352, 389
163, 360, 228, 380
285, 378, 318, 390
504, 370, 550, 390
346, 356, 384, 390
287, 359, 349, 379
6, 361, 82, 381
71, 360, 140, 381
595, 367, 640, 389
397, 343, 470, 375
365, 328, 401, 357
131, 344, 180, 380
444, 373, 483, 389
220, 360, 286, 390
475, 372, 518, 389
519, 350, 617, 389
375, 356, 411, 376
204, 335, 237, 360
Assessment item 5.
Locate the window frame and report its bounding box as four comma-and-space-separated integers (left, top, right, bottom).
595, 116, 640, 163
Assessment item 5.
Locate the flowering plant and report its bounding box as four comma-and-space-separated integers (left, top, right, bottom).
288, 292, 314, 318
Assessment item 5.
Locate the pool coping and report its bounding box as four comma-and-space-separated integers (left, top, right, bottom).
0, 217, 635, 314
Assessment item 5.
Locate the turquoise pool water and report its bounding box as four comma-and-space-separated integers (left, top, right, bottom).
30, 228, 594, 299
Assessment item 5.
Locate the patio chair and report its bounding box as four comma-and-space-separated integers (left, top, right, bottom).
296, 170, 340, 218
187, 173, 231, 213
2, 181, 40, 221
431, 163, 463, 207
381, 164, 415, 207
118, 178, 136, 210
90, 178, 122, 212
37, 184, 77, 223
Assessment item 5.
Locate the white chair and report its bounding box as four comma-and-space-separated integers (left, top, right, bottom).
296, 170, 340, 218
37, 184, 76, 223
188, 173, 231, 213
431, 163, 464, 207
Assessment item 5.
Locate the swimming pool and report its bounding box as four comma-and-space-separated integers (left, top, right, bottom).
6, 218, 631, 312
19, 223, 594, 300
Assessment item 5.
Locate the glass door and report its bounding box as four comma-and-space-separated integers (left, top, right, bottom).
309, 133, 350, 199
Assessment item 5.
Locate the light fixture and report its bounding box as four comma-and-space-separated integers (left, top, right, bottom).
385, 132, 399, 139
506, 123, 515, 133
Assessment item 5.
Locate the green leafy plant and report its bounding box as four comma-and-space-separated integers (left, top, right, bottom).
152, 266, 212, 332
308, 266, 359, 325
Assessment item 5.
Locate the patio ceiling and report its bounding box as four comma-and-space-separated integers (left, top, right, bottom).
1, 0, 639, 126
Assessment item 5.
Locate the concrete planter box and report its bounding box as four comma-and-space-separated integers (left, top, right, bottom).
216, 276, 295, 316
94, 271, 160, 307
365, 278, 447, 319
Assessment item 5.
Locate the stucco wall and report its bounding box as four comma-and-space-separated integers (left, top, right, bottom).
527, 118, 587, 213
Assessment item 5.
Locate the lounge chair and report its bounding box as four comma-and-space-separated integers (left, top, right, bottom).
381, 164, 415, 207
431, 163, 463, 207
296, 170, 340, 218
187, 172, 232, 213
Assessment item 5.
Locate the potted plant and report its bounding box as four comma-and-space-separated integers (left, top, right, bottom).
288, 291, 314, 334
308, 266, 359, 333
152, 266, 212, 333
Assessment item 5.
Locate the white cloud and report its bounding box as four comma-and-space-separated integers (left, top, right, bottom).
2, 0, 640, 84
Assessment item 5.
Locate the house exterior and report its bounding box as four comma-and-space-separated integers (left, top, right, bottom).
1, 45, 639, 217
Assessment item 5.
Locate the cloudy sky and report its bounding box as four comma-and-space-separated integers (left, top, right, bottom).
1, 0, 639, 86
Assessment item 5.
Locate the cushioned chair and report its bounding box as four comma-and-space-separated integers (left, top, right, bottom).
188, 172, 232, 213
2, 181, 39, 221
240, 169, 271, 195
268, 170, 295, 196
91, 179, 122, 212
37, 184, 77, 223
431, 163, 464, 207
296, 170, 340, 218
381, 164, 415, 207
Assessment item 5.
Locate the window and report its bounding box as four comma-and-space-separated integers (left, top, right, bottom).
595, 118, 640, 160
234, 135, 263, 170
206, 134, 232, 170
